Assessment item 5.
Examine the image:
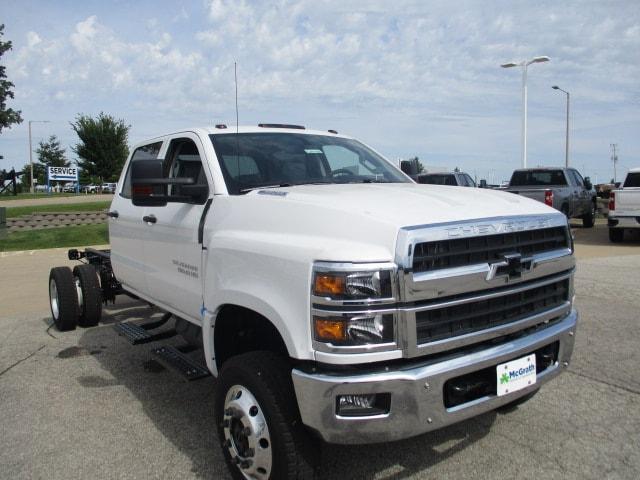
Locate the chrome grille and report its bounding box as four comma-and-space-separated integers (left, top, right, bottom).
415, 278, 569, 344
412, 226, 569, 273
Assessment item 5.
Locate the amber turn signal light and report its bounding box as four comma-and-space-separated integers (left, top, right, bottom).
314, 274, 345, 296
314, 318, 346, 342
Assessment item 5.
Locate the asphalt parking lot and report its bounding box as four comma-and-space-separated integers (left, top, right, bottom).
1, 220, 639, 479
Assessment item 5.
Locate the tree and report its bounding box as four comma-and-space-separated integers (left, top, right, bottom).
71, 112, 130, 182
20, 162, 45, 187
36, 135, 70, 168
0, 24, 22, 134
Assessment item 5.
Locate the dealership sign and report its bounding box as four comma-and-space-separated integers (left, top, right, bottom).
48, 166, 78, 182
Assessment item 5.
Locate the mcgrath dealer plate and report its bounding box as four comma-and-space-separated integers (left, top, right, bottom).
497, 354, 536, 396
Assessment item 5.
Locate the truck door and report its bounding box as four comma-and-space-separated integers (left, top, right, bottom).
109, 141, 163, 297
144, 134, 212, 322
568, 169, 588, 216
571, 169, 590, 216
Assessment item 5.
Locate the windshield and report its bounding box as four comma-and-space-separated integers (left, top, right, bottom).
210, 132, 410, 194
623, 172, 640, 188
510, 170, 567, 187
417, 174, 457, 186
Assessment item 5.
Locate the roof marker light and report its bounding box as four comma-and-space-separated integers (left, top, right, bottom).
258, 123, 305, 130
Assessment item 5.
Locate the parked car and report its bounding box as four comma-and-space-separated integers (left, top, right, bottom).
62, 183, 78, 193
416, 171, 476, 187
608, 168, 640, 242
505, 167, 597, 227
47, 124, 578, 480
83, 184, 99, 193
101, 183, 117, 194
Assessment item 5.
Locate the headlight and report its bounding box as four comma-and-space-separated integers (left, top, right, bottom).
311, 263, 398, 352
314, 313, 394, 346
313, 270, 392, 300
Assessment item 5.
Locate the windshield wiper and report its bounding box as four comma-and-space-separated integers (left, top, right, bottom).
240, 183, 293, 193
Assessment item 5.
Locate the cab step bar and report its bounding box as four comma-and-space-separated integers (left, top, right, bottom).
113, 312, 175, 345
151, 345, 211, 381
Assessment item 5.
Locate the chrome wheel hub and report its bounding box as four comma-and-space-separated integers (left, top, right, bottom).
223, 385, 272, 479
49, 278, 59, 320
75, 277, 84, 311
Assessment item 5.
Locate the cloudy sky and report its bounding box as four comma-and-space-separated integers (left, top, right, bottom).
1, 0, 639, 183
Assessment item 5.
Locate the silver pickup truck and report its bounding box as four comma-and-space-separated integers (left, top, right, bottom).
505, 168, 597, 228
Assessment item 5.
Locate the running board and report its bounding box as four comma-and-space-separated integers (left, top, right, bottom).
113, 312, 175, 345
151, 345, 211, 381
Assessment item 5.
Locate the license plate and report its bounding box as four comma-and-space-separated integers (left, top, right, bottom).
496, 354, 536, 396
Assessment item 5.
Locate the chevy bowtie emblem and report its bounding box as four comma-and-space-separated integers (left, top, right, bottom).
486, 253, 533, 281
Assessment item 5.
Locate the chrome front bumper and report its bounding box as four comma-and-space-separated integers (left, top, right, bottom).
292, 310, 577, 444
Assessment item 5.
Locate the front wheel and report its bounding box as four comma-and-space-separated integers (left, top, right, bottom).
582, 202, 596, 228
215, 351, 319, 480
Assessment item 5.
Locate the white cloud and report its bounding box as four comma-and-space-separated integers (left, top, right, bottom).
26, 31, 41, 47
2, 1, 639, 181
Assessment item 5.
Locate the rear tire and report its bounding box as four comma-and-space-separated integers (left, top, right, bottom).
582, 202, 596, 228
73, 264, 102, 327
49, 267, 79, 331
215, 351, 319, 480
609, 228, 624, 243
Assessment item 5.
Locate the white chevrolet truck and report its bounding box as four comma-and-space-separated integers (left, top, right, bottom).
48, 125, 578, 479
608, 168, 640, 242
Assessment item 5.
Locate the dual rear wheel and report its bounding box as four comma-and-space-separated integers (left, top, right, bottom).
48, 265, 102, 331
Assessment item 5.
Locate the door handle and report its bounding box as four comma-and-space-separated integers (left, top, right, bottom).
107, 210, 119, 218
142, 215, 157, 224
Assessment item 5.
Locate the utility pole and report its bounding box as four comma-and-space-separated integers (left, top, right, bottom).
610, 143, 618, 183
28, 120, 50, 193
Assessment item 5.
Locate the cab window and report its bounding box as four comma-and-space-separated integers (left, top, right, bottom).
121, 142, 162, 198
164, 138, 209, 202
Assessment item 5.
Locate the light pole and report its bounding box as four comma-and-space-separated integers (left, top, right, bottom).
552, 86, 570, 168
28, 120, 50, 193
501, 56, 550, 168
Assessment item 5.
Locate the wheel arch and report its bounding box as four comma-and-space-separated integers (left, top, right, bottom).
205, 301, 294, 376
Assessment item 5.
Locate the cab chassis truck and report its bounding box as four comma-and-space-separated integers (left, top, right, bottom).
48, 125, 578, 480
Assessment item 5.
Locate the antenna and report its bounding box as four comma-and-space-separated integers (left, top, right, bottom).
234, 62, 239, 133
234, 62, 240, 183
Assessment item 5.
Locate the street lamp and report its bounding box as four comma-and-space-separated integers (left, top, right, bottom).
28, 120, 50, 193
552, 86, 570, 168
501, 56, 550, 168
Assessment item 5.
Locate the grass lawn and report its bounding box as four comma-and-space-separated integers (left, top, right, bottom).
0, 193, 78, 202
0, 224, 109, 252
5, 201, 111, 218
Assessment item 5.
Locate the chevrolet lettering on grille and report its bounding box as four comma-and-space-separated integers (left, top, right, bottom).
445, 218, 551, 238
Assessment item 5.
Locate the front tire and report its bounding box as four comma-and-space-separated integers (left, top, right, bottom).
609, 228, 624, 243
582, 201, 596, 228
215, 351, 319, 480
49, 267, 79, 331
73, 264, 102, 327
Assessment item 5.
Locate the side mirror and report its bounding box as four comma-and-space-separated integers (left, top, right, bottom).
584, 177, 592, 190
479, 179, 488, 188
131, 159, 168, 206
131, 159, 206, 206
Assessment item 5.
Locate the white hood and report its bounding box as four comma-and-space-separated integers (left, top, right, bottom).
212, 183, 559, 263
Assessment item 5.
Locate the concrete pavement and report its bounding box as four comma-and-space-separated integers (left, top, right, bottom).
0, 223, 638, 479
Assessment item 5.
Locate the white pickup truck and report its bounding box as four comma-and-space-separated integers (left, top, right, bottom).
608, 168, 640, 242
48, 125, 578, 479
